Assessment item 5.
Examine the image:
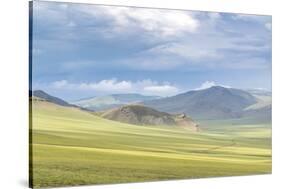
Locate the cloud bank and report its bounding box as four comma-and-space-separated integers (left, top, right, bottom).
51, 79, 180, 97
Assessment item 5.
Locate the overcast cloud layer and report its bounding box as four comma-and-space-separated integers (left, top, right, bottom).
31, 1, 272, 101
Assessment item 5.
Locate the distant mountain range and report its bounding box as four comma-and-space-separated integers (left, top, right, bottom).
143, 86, 271, 120
246, 89, 272, 96
71, 94, 160, 111
32, 86, 272, 121
243, 89, 272, 121
31, 90, 198, 129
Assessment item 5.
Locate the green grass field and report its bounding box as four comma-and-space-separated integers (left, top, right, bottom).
30, 101, 272, 188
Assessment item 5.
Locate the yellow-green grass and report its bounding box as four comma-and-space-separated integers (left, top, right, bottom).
30, 101, 272, 188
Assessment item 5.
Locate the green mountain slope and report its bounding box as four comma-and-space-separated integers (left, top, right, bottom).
144, 86, 263, 120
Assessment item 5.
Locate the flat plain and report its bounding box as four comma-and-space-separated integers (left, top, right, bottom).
31, 101, 271, 188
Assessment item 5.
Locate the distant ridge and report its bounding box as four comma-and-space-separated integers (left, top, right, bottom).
33, 90, 70, 106
247, 89, 272, 96
72, 93, 160, 111
144, 86, 260, 120
32, 87, 271, 122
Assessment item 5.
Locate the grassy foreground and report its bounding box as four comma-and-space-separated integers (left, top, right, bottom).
30, 101, 271, 188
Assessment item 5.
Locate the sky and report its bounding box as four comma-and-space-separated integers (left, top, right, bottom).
31, 1, 272, 101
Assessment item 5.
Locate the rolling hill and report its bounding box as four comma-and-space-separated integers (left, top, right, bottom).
32, 90, 94, 112
32, 90, 71, 107
101, 105, 198, 130
143, 86, 265, 120
72, 93, 160, 111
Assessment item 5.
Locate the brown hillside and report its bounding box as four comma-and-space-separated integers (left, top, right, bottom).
101, 105, 199, 131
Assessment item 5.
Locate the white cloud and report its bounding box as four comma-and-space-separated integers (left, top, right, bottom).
34, 2, 200, 38
195, 81, 216, 90
118, 34, 269, 71
52, 79, 132, 92
195, 81, 230, 90
79, 6, 199, 37
79, 79, 132, 92
33, 1, 271, 73
50, 79, 179, 96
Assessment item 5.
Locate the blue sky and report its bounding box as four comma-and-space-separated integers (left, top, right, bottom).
31, 1, 272, 101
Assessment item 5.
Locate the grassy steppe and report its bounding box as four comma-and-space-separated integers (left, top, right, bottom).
30, 101, 271, 188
